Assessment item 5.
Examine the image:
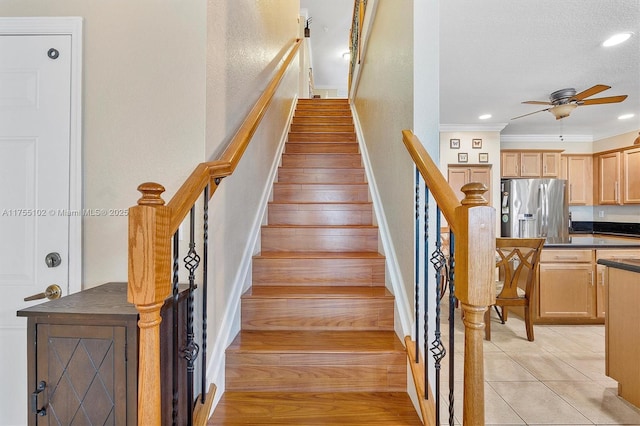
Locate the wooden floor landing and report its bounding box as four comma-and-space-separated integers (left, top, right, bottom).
208, 392, 422, 425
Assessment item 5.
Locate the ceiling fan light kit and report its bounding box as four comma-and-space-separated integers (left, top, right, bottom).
512, 84, 628, 121
549, 103, 578, 120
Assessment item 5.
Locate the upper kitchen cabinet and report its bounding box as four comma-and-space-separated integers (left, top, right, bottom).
596, 145, 640, 205
622, 147, 640, 204
560, 155, 593, 205
501, 150, 562, 178
448, 165, 492, 203
597, 151, 621, 205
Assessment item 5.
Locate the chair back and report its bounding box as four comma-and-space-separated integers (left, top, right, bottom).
495, 238, 545, 300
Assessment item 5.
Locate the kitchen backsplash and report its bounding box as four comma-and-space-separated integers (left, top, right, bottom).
570, 205, 640, 236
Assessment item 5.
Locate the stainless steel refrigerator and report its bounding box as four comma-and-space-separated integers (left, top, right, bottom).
500, 178, 569, 243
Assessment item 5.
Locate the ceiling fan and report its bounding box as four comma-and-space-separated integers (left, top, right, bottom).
512, 84, 628, 120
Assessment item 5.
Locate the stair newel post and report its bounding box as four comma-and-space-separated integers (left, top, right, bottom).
454, 182, 495, 426
128, 182, 172, 426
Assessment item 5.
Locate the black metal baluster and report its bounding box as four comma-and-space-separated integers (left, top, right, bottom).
423, 181, 429, 400
183, 206, 201, 426
201, 184, 209, 404
430, 208, 447, 425
172, 232, 180, 425
448, 232, 456, 426
414, 168, 420, 362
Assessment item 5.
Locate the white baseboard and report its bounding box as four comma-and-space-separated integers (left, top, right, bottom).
350, 106, 413, 338
205, 97, 297, 411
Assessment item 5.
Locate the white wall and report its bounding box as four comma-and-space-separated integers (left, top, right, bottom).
0, 0, 208, 288
352, 0, 414, 328
440, 130, 501, 224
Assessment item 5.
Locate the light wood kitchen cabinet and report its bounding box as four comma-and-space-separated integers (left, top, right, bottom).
622, 147, 640, 204
561, 155, 593, 205
604, 260, 640, 408
542, 152, 561, 177
501, 152, 520, 177
448, 165, 491, 203
538, 250, 594, 319
520, 152, 542, 177
597, 151, 622, 205
536, 247, 640, 323
501, 150, 562, 178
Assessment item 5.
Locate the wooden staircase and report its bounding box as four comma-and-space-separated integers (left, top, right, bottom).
209, 99, 421, 425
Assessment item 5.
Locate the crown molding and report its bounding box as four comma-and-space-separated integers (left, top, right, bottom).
440, 123, 509, 132
500, 134, 593, 143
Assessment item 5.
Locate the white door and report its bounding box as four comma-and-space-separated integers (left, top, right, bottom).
0, 34, 73, 426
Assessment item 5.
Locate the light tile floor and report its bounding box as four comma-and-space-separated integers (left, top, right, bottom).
434, 308, 640, 425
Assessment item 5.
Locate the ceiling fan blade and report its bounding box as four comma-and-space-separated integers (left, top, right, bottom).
522, 100, 552, 105
580, 95, 628, 105
511, 108, 549, 120
572, 84, 610, 101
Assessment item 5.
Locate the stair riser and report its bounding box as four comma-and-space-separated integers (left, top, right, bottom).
252, 257, 385, 286
285, 143, 359, 154
268, 204, 372, 226
292, 116, 353, 124
295, 109, 352, 117
295, 104, 351, 111
261, 228, 378, 252
225, 364, 406, 392
297, 99, 349, 105
272, 184, 369, 203
290, 124, 355, 133
281, 154, 362, 169
277, 168, 365, 184
288, 132, 356, 142
241, 298, 394, 331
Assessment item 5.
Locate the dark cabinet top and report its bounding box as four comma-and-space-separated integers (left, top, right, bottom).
17, 282, 189, 320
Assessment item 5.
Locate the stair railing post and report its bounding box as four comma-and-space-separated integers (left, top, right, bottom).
453, 182, 495, 426
128, 182, 172, 426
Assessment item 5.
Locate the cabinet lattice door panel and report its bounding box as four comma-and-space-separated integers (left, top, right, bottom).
36, 324, 127, 425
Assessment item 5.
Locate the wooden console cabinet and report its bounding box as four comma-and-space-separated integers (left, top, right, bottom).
17, 282, 189, 425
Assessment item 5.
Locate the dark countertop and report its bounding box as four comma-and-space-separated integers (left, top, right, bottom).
544, 235, 640, 249
597, 258, 640, 274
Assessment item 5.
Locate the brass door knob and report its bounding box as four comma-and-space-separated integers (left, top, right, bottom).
24, 284, 62, 301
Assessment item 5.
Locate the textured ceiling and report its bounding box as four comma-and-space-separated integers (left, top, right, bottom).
301, 0, 640, 141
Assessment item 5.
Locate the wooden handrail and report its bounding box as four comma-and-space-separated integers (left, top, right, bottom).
402, 129, 462, 233
166, 38, 302, 235
128, 37, 302, 425
401, 130, 495, 426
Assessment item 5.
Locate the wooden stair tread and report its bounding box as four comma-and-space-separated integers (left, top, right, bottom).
255, 251, 384, 259
227, 330, 404, 352
208, 392, 421, 425
244, 286, 392, 299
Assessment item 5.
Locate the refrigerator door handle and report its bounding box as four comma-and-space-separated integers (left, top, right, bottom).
541, 183, 548, 237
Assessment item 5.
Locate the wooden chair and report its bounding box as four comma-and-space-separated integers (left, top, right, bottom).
484, 238, 545, 342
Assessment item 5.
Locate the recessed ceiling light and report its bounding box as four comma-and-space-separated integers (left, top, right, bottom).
478, 114, 492, 120
618, 113, 635, 120
602, 32, 632, 47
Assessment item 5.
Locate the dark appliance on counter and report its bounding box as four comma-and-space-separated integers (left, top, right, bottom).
501, 178, 569, 243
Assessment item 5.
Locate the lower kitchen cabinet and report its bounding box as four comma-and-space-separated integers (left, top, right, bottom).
538, 262, 594, 319
17, 282, 189, 425
536, 247, 640, 323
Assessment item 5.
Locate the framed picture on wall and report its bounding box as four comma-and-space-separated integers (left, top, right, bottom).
450, 138, 460, 149
458, 152, 468, 163
479, 152, 489, 163
472, 138, 483, 149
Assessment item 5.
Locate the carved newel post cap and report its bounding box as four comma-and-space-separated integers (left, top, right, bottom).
137, 182, 166, 206
460, 182, 488, 206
